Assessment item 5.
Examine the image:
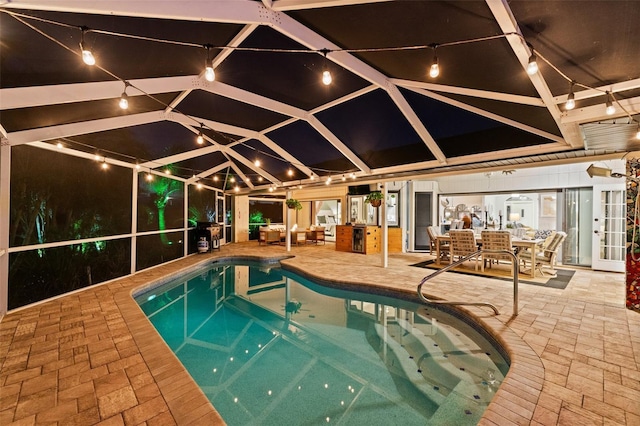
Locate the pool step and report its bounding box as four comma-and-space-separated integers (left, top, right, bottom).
373, 323, 447, 407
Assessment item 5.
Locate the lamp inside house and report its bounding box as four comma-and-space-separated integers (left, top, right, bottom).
509, 212, 520, 227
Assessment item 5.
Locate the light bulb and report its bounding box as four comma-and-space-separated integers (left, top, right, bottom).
322, 70, 332, 85
213, 176, 219, 181
230, 176, 235, 183
197, 132, 204, 144
146, 173, 153, 181
255, 159, 261, 167
56, 142, 63, 149
287, 168, 294, 177
119, 93, 128, 110
429, 55, 439, 78
565, 92, 575, 110
205, 65, 215, 82
526, 53, 538, 75
101, 161, 108, 170
234, 186, 239, 192
269, 186, 274, 192
606, 99, 615, 115
81, 47, 95, 66
636, 128, 640, 140
258, 176, 263, 182
197, 182, 202, 189
164, 169, 171, 175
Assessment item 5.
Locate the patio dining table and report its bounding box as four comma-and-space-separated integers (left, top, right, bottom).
435, 234, 545, 278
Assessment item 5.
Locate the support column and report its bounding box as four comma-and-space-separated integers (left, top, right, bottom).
130, 171, 138, 274
0, 141, 11, 316
285, 190, 291, 252
381, 183, 388, 268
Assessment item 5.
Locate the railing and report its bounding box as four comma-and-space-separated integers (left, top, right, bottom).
417, 249, 520, 316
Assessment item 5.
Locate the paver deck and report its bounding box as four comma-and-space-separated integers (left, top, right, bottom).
1, 242, 637, 425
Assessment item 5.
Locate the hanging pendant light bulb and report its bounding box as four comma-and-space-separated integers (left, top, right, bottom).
79, 27, 95, 66
605, 92, 615, 115
287, 168, 294, 177
321, 49, 332, 85
204, 45, 215, 82
254, 158, 261, 167
428, 46, 439, 78
565, 82, 575, 110
119, 92, 128, 109
118, 82, 129, 110
635, 123, 640, 140
196, 125, 204, 144
526, 44, 539, 75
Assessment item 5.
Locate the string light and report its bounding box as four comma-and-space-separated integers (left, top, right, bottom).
287, 168, 294, 177
565, 82, 575, 110
254, 158, 261, 167
325, 176, 331, 185
101, 158, 109, 169
268, 186, 274, 192
428, 45, 439, 78
197, 125, 204, 144
164, 168, 171, 175
56, 142, 63, 149
197, 181, 202, 189
79, 27, 95, 66
234, 186, 239, 192
321, 49, 332, 86
636, 123, 640, 140
350, 173, 356, 179
229, 176, 235, 183
213, 175, 219, 182
204, 44, 215, 82
146, 172, 153, 181
10, 10, 637, 184
605, 92, 615, 115
341, 175, 346, 181
526, 47, 538, 75
258, 176, 263, 182
119, 82, 129, 110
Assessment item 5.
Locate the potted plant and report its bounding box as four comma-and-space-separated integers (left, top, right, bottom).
286, 198, 302, 210
365, 191, 384, 208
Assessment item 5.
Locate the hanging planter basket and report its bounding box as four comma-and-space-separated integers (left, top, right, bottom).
365, 191, 384, 208
286, 199, 302, 210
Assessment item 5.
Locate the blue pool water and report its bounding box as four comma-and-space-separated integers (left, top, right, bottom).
135, 260, 509, 425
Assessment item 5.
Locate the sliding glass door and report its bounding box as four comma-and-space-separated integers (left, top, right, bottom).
563, 188, 592, 267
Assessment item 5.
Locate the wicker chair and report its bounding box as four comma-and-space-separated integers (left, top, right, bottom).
449, 229, 479, 269
427, 225, 449, 260
519, 231, 567, 277
480, 230, 514, 273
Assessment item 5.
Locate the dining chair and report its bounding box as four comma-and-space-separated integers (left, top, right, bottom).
480, 230, 514, 273
519, 231, 567, 277
427, 225, 449, 260
449, 229, 479, 269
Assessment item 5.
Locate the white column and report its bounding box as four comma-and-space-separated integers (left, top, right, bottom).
183, 181, 189, 257
130, 171, 138, 274
381, 184, 388, 268
285, 190, 291, 251
0, 142, 10, 315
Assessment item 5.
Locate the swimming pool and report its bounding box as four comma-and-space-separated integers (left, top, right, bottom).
135, 259, 509, 425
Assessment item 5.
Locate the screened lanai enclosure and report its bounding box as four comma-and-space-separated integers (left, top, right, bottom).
1, 1, 640, 314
